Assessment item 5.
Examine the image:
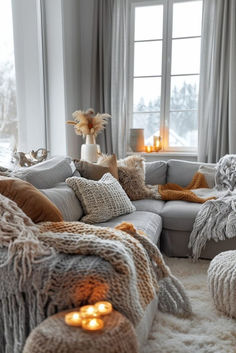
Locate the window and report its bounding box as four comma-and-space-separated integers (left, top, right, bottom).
0, 1, 17, 167
130, 0, 202, 151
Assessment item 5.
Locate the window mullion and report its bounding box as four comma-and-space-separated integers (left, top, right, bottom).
163, 0, 173, 151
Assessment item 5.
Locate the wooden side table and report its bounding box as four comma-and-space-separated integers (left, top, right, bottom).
23, 309, 138, 353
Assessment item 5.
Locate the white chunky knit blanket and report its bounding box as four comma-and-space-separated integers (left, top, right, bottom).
189, 155, 236, 259
0, 194, 191, 353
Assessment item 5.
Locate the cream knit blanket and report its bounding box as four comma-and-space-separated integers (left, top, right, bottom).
0, 193, 191, 353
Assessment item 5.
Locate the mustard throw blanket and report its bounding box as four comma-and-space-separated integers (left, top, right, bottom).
153, 172, 215, 203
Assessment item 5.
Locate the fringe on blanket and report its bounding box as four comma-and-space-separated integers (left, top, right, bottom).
189, 193, 236, 260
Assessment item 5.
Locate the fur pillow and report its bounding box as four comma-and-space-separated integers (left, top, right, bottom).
117, 156, 155, 201
74, 154, 118, 180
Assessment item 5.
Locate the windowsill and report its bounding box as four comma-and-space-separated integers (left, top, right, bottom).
127, 151, 197, 157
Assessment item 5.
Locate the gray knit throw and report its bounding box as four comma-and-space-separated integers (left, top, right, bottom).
189, 154, 236, 259
0, 194, 191, 353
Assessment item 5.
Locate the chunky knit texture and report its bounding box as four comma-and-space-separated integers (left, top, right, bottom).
0, 193, 191, 353
66, 173, 135, 223
215, 154, 236, 191
189, 155, 236, 259
208, 251, 236, 318
23, 310, 138, 353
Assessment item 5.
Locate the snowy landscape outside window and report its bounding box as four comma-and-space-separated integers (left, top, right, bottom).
130, 0, 202, 150
0, 1, 17, 167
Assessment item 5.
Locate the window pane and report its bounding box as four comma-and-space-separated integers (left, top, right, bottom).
171, 38, 201, 75
133, 77, 161, 112
170, 75, 199, 110
0, 1, 17, 167
173, 1, 202, 38
169, 111, 198, 147
135, 5, 163, 41
133, 113, 160, 143
134, 41, 162, 76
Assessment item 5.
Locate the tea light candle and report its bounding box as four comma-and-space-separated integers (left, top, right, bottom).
95, 301, 113, 315
145, 145, 152, 153
80, 305, 99, 318
82, 318, 104, 331
65, 311, 82, 327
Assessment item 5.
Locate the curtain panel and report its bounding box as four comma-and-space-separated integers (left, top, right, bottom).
90, 0, 114, 155
198, 0, 236, 163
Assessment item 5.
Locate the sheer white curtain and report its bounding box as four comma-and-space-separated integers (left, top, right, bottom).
111, 0, 129, 159
198, 0, 236, 163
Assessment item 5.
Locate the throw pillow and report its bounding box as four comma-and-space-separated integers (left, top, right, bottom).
0, 176, 63, 223
66, 173, 135, 224
117, 155, 154, 201
14, 156, 74, 189
40, 182, 83, 221
74, 154, 118, 180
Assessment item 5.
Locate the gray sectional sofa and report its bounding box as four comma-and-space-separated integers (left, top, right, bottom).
18, 155, 236, 260
13, 155, 236, 351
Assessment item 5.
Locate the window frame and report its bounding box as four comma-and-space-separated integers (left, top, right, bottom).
128, 0, 202, 152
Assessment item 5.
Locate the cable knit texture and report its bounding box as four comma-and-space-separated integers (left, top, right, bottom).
189, 155, 236, 259
23, 310, 138, 353
208, 251, 236, 318
0, 193, 191, 353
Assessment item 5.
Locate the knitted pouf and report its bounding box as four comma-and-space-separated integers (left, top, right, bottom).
23, 309, 138, 353
208, 250, 236, 318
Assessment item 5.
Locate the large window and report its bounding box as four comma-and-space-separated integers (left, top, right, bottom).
130, 0, 202, 151
0, 1, 17, 167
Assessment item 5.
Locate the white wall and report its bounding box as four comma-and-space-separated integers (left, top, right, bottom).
12, 0, 46, 152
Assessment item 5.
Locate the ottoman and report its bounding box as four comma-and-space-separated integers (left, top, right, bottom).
208, 250, 236, 318
23, 309, 138, 353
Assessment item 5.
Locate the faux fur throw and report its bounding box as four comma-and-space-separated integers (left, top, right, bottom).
0, 193, 191, 353
189, 155, 236, 259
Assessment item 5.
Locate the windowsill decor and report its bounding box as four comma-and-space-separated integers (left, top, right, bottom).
67, 108, 111, 163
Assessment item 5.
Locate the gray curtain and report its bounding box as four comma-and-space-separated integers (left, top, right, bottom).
90, 0, 114, 155
198, 0, 236, 163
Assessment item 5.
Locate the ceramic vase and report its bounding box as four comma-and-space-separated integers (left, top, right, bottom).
129, 128, 145, 152
81, 135, 100, 163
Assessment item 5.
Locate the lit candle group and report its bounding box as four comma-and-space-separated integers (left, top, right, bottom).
64, 301, 113, 331
145, 135, 162, 153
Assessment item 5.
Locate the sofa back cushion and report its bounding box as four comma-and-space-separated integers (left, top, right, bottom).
0, 176, 63, 223
167, 159, 216, 187
145, 161, 167, 185
40, 182, 83, 221
14, 156, 74, 189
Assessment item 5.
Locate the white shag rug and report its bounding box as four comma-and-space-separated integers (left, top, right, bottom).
144, 257, 236, 353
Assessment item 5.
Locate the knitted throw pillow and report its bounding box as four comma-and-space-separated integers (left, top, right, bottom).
66, 173, 135, 223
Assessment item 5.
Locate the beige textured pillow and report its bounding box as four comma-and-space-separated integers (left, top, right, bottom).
74, 154, 118, 180
118, 155, 153, 201
66, 173, 135, 224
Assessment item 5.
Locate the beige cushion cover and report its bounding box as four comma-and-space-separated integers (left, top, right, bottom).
0, 176, 63, 223
74, 154, 118, 180
66, 173, 135, 223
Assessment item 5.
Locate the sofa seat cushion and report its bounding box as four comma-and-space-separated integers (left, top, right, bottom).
132, 199, 165, 215
40, 182, 83, 221
161, 200, 201, 231
97, 211, 162, 245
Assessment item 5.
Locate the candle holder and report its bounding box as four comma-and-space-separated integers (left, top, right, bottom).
145, 145, 153, 153
65, 311, 82, 327
82, 318, 104, 331
95, 301, 113, 316
153, 136, 162, 152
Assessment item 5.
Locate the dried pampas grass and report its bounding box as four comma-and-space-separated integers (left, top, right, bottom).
67, 108, 111, 138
